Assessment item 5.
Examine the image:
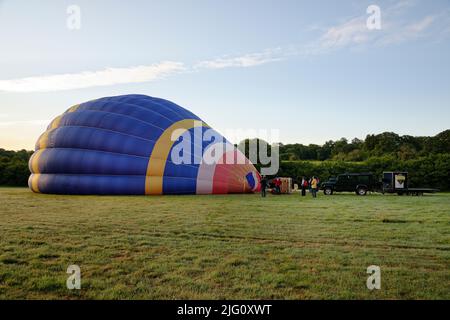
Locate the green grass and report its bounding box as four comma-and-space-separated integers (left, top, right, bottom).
0, 187, 449, 300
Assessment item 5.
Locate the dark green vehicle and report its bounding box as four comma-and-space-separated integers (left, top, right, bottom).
321, 173, 381, 196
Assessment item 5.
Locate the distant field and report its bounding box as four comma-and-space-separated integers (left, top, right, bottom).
0, 187, 448, 299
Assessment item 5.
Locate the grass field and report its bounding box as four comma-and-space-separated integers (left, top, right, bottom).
0, 187, 449, 300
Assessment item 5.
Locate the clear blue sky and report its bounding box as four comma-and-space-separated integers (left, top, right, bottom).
1, 0, 449, 150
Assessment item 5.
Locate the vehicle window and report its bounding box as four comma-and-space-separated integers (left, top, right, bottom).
383, 173, 393, 188
349, 176, 358, 184
358, 175, 370, 184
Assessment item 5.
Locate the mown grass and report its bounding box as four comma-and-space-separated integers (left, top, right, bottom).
0, 187, 449, 299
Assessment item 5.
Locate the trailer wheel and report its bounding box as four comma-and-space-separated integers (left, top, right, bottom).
324, 187, 333, 196
356, 187, 367, 196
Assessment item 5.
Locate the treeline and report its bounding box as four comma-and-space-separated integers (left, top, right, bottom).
0, 149, 33, 186
240, 130, 450, 190
276, 130, 450, 161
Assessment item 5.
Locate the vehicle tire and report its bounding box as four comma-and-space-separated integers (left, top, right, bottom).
356, 187, 367, 196
324, 187, 333, 196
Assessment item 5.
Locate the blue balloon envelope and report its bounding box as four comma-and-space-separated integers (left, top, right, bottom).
29, 94, 260, 195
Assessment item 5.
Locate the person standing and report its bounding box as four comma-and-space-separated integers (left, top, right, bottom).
260, 175, 268, 198
301, 176, 307, 196
311, 176, 318, 198
273, 177, 280, 194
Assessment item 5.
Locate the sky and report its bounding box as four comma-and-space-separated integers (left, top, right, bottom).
1, 0, 450, 150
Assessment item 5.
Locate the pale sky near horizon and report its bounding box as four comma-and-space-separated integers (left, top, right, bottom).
1, 0, 450, 150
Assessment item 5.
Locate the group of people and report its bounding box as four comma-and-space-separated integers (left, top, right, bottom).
300, 176, 320, 198
259, 175, 320, 198
260, 176, 281, 197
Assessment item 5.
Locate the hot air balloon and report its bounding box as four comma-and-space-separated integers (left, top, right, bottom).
28, 94, 260, 195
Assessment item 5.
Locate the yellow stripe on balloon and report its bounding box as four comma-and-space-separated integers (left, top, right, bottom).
145, 119, 209, 195
30, 149, 44, 174
49, 115, 63, 129
38, 130, 51, 149
29, 174, 41, 193
66, 104, 80, 113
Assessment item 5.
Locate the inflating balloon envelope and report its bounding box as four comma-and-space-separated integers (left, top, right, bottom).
28, 95, 260, 195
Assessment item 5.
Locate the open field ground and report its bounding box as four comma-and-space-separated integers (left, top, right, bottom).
0, 187, 449, 299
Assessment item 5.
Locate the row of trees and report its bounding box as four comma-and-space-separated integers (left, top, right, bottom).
239, 130, 450, 190
0, 149, 33, 186
276, 130, 450, 161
